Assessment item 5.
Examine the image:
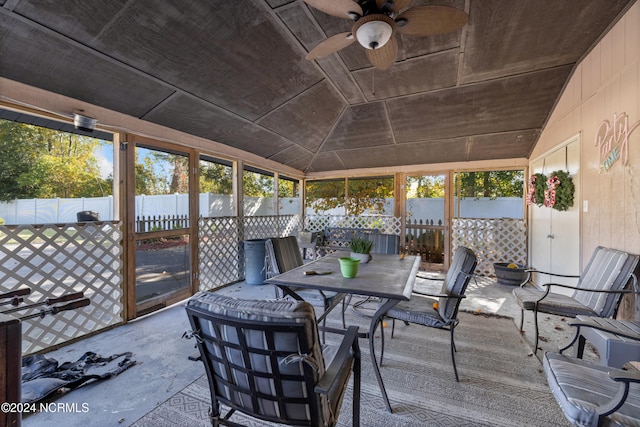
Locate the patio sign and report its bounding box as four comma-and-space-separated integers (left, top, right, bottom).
595, 112, 639, 172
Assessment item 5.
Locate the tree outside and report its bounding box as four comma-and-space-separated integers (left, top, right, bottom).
0, 119, 113, 202
455, 170, 524, 198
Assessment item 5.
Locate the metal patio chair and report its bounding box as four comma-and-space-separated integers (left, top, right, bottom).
265, 236, 347, 338
379, 246, 477, 381
513, 246, 639, 354
185, 292, 361, 427
543, 318, 640, 426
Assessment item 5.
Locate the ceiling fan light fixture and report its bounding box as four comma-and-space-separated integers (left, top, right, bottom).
356, 20, 393, 49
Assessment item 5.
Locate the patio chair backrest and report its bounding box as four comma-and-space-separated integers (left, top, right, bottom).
185, 292, 333, 426
572, 246, 639, 317
265, 236, 303, 278
439, 246, 477, 321
362, 233, 400, 254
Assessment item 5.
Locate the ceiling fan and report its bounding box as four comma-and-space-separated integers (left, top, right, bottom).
304, 0, 468, 70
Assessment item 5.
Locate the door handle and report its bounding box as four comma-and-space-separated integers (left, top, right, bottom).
547, 234, 555, 239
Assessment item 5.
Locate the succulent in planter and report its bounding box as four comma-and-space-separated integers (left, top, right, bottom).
349, 236, 373, 263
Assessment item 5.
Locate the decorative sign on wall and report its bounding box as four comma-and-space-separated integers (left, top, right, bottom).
595, 112, 639, 172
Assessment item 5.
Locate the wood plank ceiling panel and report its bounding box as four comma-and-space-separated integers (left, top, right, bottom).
257, 80, 346, 152
0, 12, 174, 118
387, 66, 573, 143
143, 93, 292, 158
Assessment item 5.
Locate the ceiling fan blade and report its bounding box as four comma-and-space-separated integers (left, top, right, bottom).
303, 0, 363, 19
306, 32, 355, 60
376, 0, 413, 14
366, 35, 398, 70
396, 5, 468, 37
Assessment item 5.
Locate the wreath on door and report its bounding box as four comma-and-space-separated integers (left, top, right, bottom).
527, 171, 574, 211
544, 170, 574, 211
526, 173, 547, 207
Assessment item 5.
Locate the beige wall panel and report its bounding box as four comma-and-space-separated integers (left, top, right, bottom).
548, 2, 640, 267
582, 52, 599, 100
625, 5, 640, 66
600, 33, 613, 84
574, 65, 583, 108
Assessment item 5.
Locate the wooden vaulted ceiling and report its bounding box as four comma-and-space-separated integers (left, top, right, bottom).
0, 0, 634, 173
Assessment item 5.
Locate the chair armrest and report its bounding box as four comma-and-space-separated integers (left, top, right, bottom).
529, 269, 580, 279
542, 283, 637, 294
610, 369, 640, 384
411, 290, 466, 299
567, 319, 640, 342
596, 369, 640, 417
415, 274, 444, 281
315, 325, 359, 395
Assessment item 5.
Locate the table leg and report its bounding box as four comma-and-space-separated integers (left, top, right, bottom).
369, 297, 399, 413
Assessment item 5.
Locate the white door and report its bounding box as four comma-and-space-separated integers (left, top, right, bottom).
528, 135, 580, 292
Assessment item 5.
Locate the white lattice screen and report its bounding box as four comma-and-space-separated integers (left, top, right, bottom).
452, 218, 527, 276
197, 215, 304, 291
304, 215, 402, 236
0, 222, 124, 355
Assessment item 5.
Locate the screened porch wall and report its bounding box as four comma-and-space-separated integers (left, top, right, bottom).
0, 222, 124, 355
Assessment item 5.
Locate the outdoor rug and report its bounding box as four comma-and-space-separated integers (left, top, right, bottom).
132, 306, 570, 427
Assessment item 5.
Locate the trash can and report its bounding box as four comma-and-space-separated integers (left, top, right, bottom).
244, 239, 267, 285
77, 210, 99, 222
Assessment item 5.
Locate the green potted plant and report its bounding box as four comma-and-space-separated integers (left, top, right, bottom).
349, 236, 373, 263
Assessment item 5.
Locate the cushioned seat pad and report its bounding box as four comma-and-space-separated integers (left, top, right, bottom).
385, 296, 447, 328
513, 287, 599, 317
543, 352, 640, 426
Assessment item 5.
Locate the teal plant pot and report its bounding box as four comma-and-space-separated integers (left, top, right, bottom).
339, 257, 360, 278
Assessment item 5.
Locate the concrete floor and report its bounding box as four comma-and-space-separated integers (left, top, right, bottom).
22, 275, 590, 427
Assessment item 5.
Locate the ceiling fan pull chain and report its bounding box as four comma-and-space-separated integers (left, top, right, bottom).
372, 68, 376, 96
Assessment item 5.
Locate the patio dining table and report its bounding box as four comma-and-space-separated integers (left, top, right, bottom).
265, 251, 421, 413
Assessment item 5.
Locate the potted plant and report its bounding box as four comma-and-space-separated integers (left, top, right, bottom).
349, 236, 373, 263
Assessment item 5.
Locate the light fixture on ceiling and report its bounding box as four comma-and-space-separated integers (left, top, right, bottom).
73, 111, 97, 132
353, 14, 395, 50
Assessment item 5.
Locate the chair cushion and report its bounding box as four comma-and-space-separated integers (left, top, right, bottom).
187, 292, 329, 421
513, 286, 599, 317
270, 236, 304, 273
386, 296, 447, 328
573, 247, 629, 316
439, 246, 477, 321
543, 352, 640, 426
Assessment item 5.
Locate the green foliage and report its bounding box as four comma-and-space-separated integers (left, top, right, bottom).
406, 175, 445, 198
0, 217, 5, 225
349, 236, 373, 254
0, 120, 112, 201
456, 170, 524, 199
305, 179, 345, 213
306, 177, 393, 215
278, 177, 299, 198
243, 170, 274, 197
199, 161, 233, 194
529, 173, 547, 207
135, 148, 189, 196
547, 170, 574, 211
